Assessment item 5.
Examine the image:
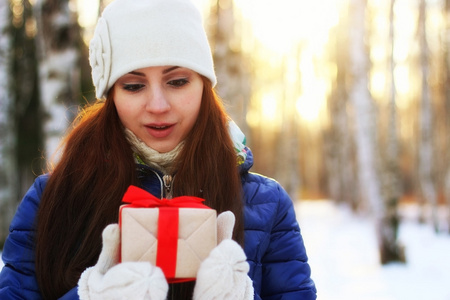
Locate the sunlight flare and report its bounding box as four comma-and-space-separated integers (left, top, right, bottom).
235, 0, 341, 55
261, 93, 278, 123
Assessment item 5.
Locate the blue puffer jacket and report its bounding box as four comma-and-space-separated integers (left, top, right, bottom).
0, 147, 316, 299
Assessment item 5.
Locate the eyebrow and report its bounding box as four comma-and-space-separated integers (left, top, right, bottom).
128, 71, 145, 76
162, 66, 180, 74
127, 66, 181, 77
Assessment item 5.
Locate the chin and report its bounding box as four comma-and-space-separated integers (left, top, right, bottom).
152, 144, 177, 154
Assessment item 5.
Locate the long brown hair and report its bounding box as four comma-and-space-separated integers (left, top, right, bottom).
35, 77, 244, 299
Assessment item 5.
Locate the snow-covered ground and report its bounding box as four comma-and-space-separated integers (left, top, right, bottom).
296, 200, 450, 300
1, 200, 450, 300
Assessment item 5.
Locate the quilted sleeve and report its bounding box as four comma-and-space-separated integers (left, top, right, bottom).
260, 184, 317, 300
0, 175, 78, 299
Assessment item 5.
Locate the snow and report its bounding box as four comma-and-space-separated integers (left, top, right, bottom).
1, 200, 450, 300
296, 200, 450, 300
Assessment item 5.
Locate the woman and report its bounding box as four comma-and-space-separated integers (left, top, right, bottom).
0, 0, 317, 299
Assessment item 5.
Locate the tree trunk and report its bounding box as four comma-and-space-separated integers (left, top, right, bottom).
349, 0, 382, 217
211, 0, 250, 134
325, 12, 358, 209
276, 55, 301, 199
0, 0, 18, 247
379, 0, 405, 263
348, 0, 405, 264
417, 0, 439, 232
34, 0, 80, 163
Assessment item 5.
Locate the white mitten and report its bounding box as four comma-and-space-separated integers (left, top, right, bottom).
78, 224, 168, 300
193, 211, 254, 300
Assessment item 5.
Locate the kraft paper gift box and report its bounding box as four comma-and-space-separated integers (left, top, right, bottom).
120, 185, 217, 281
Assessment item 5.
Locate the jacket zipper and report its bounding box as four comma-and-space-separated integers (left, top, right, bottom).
163, 174, 174, 199
145, 168, 174, 199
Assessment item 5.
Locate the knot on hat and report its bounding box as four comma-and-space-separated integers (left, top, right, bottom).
89, 17, 112, 100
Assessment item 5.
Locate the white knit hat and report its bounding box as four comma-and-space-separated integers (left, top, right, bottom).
89, 0, 217, 100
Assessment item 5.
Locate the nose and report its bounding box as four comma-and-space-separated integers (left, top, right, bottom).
145, 86, 171, 113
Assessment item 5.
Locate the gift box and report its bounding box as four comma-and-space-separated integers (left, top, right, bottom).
119, 185, 217, 282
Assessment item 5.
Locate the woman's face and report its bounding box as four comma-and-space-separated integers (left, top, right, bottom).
113, 66, 203, 153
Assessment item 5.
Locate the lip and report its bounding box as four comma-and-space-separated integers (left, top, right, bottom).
144, 123, 175, 139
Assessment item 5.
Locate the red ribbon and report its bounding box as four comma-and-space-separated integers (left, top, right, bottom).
120, 185, 209, 282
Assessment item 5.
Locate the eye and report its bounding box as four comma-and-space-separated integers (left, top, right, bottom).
168, 78, 189, 87
122, 83, 145, 92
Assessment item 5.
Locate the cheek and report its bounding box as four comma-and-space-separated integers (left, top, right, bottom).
184, 95, 202, 123
184, 88, 202, 113
114, 99, 135, 126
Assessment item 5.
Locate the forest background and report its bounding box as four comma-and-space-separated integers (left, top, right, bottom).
1, 0, 450, 267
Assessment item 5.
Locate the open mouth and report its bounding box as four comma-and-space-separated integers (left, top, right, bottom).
150, 125, 170, 130
145, 124, 175, 138
147, 124, 173, 130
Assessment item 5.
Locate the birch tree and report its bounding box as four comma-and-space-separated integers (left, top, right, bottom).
349, 0, 382, 217
0, 0, 18, 246
378, 0, 404, 261
417, 0, 439, 232
34, 0, 80, 163
348, 0, 404, 264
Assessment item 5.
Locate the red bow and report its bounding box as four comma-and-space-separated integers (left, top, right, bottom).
120, 185, 209, 282
122, 185, 208, 209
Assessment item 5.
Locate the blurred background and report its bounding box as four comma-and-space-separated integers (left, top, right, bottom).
1, 0, 450, 298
